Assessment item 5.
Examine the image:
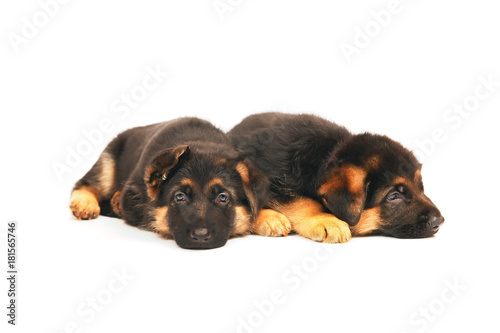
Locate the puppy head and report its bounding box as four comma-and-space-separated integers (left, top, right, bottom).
318, 134, 444, 238
144, 143, 268, 249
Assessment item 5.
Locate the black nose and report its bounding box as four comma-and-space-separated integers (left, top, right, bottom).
421, 212, 444, 233
190, 227, 213, 242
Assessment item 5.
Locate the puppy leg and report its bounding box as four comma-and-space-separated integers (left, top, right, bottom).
119, 182, 147, 227
251, 209, 291, 237
273, 197, 351, 243
110, 191, 122, 217
70, 187, 101, 220
70, 151, 116, 220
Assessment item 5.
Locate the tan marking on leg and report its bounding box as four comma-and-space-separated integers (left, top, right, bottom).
70, 186, 100, 220
350, 207, 384, 236
98, 152, 116, 197
110, 191, 122, 217
273, 198, 351, 243
232, 206, 252, 236
251, 209, 291, 237
151, 207, 172, 238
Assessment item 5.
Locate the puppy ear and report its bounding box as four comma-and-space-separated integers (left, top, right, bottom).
144, 145, 190, 200
317, 164, 368, 226
235, 160, 269, 220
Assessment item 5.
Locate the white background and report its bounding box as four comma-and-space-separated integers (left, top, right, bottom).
1, 1, 499, 332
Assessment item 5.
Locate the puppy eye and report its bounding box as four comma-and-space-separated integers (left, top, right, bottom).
386, 192, 401, 201
174, 192, 187, 203
216, 192, 230, 204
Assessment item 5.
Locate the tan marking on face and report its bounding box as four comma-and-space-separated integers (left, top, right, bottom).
204, 178, 238, 211
70, 186, 101, 220
151, 207, 171, 238
205, 177, 224, 190
273, 197, 351, 243
393, 176, 412, 187
98, 152, 115, 197
393, 175, 424, 197
251, 209, 291, 237
232, 206, 251, 236
179, 178, 195, 188
350, 207, 384, 236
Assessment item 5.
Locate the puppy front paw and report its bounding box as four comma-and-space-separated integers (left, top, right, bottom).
252, 209, 292, 237
295, 215, 351, 243
70, 189, 100, 220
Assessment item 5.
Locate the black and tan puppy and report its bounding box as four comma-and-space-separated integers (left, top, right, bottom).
229, 112, 444, 243
70, 118, 268, 249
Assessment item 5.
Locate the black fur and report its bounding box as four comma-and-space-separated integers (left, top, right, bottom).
229, 113, 350, 199
71, 117, 268, 249
229, 112, 444, 239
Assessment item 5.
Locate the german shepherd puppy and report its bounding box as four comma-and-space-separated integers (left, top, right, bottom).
229, 112, 444, 243
70, 118, 268, 249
